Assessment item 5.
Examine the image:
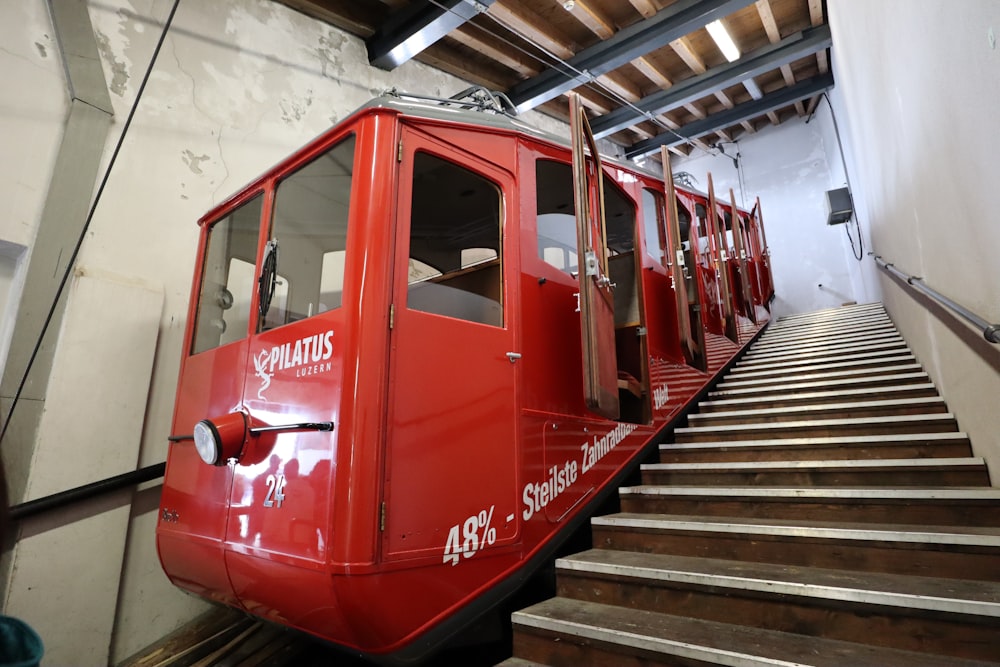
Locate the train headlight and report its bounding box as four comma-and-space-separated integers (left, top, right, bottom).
192, 412, 248, 465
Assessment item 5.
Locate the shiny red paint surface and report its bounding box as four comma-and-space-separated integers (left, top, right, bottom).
157, 98, 772, 660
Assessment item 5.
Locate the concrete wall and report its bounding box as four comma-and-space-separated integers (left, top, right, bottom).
0, 1, 566, 664
670, 111, 878, 318
828, 1, 1000, 472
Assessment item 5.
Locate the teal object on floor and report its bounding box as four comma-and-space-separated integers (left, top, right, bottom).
0, 616, 42, 667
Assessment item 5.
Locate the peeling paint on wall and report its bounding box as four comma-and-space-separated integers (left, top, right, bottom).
181, 150, 210, 174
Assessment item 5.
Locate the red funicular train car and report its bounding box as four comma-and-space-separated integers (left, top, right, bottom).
157, 90, 772, 662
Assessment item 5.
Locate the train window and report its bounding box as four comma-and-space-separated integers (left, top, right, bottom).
265, 134, 356, 329
406, 152, 503, 327
641, 188, 667, 266
191, 194, 263, 355
535, 160, 636, 274
535, 160, 578, 274
603, 182, 635, 255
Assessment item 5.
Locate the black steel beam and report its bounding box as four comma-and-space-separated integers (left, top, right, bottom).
367, 0, 495, 70
625, 72, 835, 159
593, 24, 832, 138
507, 0, 757, 113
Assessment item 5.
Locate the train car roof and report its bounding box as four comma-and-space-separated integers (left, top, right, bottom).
199, 90, 753, 223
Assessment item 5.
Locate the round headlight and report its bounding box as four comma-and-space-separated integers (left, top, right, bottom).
193, 420, 222, 465
192, 412, 248, 465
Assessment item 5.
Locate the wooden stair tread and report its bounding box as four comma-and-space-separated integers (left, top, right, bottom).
733, 348, 913, 371
715, 363, 924, 389
700, 383, 937, 409
643, 457, 986, 473
725, 354, 917, 378
511, 598, 994, 667
619, 485, 1000, 501
558, 550, 1000, 616
688, 397, 947, 421
592, 513, 1000, 547
754, 322, 896, 343
738, 340, 908, 365
748, 331, 901, 353
675, 413, 957, 435
664, 432, 970, 451
710, 372, 931, 396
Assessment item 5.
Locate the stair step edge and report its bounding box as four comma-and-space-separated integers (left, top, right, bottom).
512, 599, 991, 667
557, 551, 1000, 617
591, 514, 1000, 547
642, 457, 986, 472
618, 486, 1000, 500
662, 432, 970, 450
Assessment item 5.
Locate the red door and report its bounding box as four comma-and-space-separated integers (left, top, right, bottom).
382, 125, 519, 564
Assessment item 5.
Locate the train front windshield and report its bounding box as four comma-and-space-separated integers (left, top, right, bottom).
192, 134, 357, 351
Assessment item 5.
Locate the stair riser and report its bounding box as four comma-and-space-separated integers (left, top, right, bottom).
675, 419, 958, 442
773, 306, 886, 324
555, 574, 1000, 661
688, 403, 948, 426
726, 356, 916, 379
512, 631, 652, 667
743, 338, 904, 361
658, 441, 973, 463
619, 496, 1000, 527
688, 402, 948, 427
747, 331, 900, 354
640, 468, 989, 487
755, 323, 895, 345
592, 527, 1000, 582
717, 363, 923, 389
764, 319, 893, 339
710, 373, 931, 398
734, 346, 910, 370
699, 387, 940, 412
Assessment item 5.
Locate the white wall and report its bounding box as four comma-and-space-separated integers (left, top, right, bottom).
0, 0, 569, 663
672, 112, 878, 317
829, 1, 1000, 472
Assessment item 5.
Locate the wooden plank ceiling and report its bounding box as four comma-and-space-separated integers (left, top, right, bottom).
275, 0, 831, 159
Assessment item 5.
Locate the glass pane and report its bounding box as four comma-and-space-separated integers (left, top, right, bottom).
264, 134, 356, 330
406, 152, 503, 327
191, 195, 263, 355
535, 160, 577, 274
642, 188, 667, 266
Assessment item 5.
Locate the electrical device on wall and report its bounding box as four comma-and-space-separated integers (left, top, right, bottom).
825, 186, 854, 225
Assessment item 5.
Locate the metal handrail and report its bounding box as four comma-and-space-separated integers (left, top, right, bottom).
8, 462, 165, 522
872, 254, 1000, 344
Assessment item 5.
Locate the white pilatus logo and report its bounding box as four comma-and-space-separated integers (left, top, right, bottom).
254, 330, 335, 400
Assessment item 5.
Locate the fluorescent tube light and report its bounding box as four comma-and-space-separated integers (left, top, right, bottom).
707, 19, 740, 62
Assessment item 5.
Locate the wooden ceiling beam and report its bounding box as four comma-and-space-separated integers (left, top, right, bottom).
565, 0, 615, 40
808, 0, 827, 74
450, 26, 537, 77
627, 0, 658, 20
767, 111, 779, 125
671, 36, 708, 74
487, 3, 575, 60
755, 0, 780, 42
809, 0, 824, 26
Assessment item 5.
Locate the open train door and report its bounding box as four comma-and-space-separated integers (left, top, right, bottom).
569, 93, 618, 420
755, 196, 775, 305
730, 188, 757, 324
660, 147, 707, 371
707, 173, 740, 343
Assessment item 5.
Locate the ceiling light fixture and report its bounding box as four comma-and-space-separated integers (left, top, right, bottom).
706, 19, 740, 62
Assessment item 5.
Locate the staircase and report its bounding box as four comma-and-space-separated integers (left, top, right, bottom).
501, 303, 1000, 666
